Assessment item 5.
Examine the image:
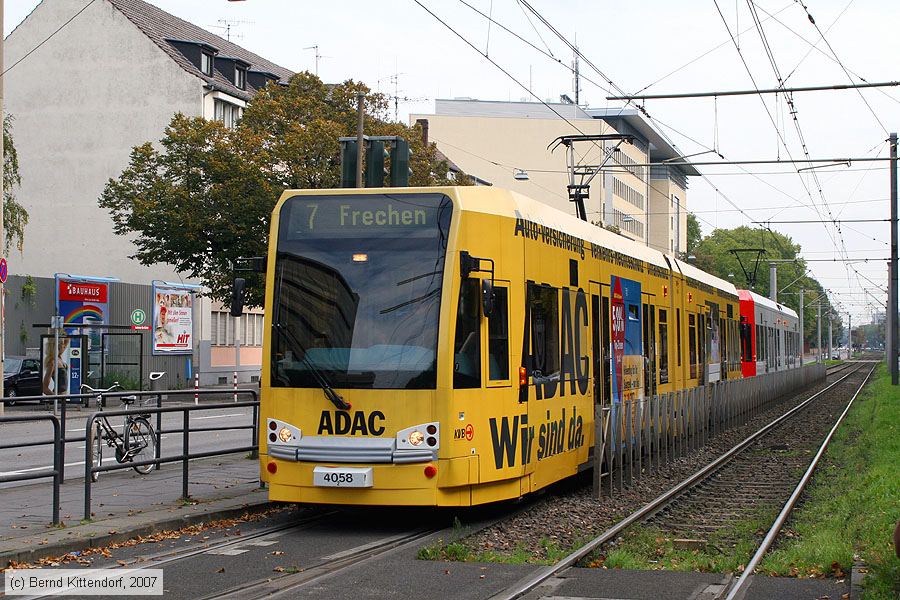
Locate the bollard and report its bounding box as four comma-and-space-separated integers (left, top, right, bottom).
194, 372, 199, 405
149, 372, 166, 471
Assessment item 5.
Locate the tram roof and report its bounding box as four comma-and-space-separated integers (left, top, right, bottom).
451, 185, 738, 297
739, 289, 799, 319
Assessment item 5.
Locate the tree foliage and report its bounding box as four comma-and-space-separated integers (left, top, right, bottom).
685, 212, 701, 257
4, 115, 28, 253
100, 73, 463, 306
692, 225, 838, 348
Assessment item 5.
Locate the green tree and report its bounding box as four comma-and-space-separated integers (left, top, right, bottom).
685, 212, 701, 257
99, 73, 462, 306
4, 115, 28, 252
691, 225, 837, 350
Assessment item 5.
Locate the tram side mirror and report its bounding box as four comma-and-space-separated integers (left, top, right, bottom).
230, 277, 246, 318
481, 278, 495, 318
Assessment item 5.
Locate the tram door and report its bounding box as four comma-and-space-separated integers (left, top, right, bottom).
642, 302, 657, 398
589, 282, 609, 407
698, 313, 707, 385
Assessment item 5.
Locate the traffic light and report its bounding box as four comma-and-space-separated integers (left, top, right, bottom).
365, 140, 386, 187
340, 140, 357, 188
390, 138, 410, 187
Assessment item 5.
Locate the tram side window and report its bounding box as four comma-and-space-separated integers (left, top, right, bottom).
658, 309, 669, 384
488, 287, 510, 380
529, 285, 560, 379
688, 313, 697, 379
453, 279, 481, 389
676, 309, 682, 367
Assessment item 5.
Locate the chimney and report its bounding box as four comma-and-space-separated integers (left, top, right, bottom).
416, 118, 429, 146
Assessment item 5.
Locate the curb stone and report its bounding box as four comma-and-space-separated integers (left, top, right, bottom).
0, 494, 272, 567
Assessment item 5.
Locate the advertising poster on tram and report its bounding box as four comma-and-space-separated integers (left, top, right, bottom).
609, 276, 643, 406
152, 284, 194, 355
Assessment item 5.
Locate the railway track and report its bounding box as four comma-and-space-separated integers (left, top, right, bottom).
488, 362, 875, 600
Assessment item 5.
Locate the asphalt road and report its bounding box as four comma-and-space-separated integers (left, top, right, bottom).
0, 402, 255, 488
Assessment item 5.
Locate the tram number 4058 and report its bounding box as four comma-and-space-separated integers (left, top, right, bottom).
313, 466, 373, 488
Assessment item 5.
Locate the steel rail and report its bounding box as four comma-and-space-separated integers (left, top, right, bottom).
489, 364, 864, 600
206, 528, 440, 600
15, 511, 338, 600
721, 363, 877, 600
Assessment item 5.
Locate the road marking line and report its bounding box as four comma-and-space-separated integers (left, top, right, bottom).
192, 413, 245, 420
206, 548, 250, 556
247, 540, 278, 547
0, 457, 118, 476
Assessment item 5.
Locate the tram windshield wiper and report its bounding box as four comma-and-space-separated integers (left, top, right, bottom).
273, 322, 351, 411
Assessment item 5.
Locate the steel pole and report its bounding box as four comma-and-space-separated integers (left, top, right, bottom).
769, 263, 777, 302
356, 92, 365, 188
890, 133, 898, 384
799, 289, 804, 363
827, 312, 833, 361
817, 302, 822, 363
0, 0, 5, 415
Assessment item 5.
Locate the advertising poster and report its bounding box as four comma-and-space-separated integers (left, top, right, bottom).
152, 285, 194, 355
40, 335, 85, 397
57, 279, 108, 352
609, 276, 643, 405
610, 276, 643, 445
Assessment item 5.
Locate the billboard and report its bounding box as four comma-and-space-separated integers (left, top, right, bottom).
152, 284, 194, 355
40, 335, 86, 396
57, 279, 108, 352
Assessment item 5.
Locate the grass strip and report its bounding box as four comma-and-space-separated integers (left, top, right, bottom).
760, 364, 899, 600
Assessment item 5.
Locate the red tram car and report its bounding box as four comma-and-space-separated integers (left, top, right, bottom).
738, 290, 801, 377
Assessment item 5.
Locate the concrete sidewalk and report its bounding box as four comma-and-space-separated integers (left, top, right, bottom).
0, 453, 271, 566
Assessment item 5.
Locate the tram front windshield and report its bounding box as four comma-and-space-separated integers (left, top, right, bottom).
272, 194, 452, 390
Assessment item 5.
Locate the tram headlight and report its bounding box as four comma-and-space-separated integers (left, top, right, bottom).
266, 419, 301, 447
396, 422, 440, 450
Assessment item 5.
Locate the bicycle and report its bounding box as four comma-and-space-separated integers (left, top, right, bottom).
83, 383, 157, 481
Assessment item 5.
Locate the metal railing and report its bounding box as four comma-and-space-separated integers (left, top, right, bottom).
595, 363, 827, 496
0, 388, 258, 525
0, 414, 61, 524
82, 395, 259, 521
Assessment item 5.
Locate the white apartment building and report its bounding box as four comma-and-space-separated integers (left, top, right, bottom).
412, 99, 698, 254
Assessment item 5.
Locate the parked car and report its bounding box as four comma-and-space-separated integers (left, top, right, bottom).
4, 357, 43, 404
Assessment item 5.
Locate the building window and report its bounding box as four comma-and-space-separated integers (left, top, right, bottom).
214, 99, 240, 129
201, 52, 213, 76
211, 311, 263, 346
235, 67, 246, 90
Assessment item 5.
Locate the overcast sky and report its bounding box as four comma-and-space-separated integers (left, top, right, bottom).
6, 0, 898, 326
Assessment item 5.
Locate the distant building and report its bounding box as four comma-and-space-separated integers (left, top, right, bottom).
5, 0, 293, 386
411, 99, 699, 254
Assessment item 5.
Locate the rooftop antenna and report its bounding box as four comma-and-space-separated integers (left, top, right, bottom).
303, 45, 325, 77
572, 34, 581, 105
210, 19, 253, 42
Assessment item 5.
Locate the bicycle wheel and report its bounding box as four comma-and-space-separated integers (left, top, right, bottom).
88, 422, 103, 482
125, 417, 156, 474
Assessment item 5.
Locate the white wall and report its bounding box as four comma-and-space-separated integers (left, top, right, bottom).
5, 0, 202, 284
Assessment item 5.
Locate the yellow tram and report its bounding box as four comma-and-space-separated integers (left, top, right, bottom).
259, 186, 742, 506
